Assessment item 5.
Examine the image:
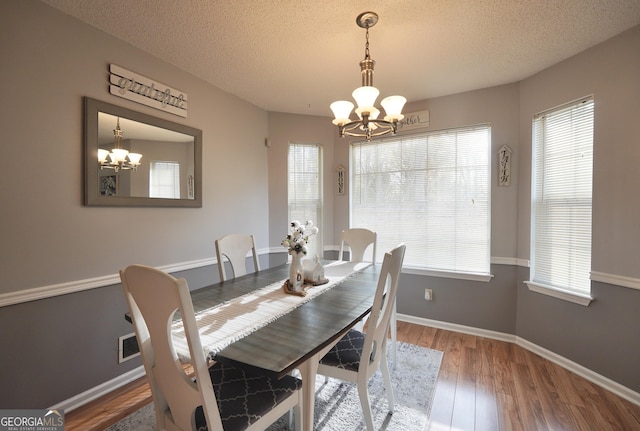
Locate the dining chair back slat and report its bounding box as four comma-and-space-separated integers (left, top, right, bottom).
215, 234, 260, 281
338, 228, 377, 263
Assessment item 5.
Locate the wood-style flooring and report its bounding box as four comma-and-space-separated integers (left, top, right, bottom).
64, 322, 640, 430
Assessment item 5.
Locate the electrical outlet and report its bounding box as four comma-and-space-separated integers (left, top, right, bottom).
424, 288, 433, 301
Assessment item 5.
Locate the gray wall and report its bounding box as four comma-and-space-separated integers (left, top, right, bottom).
1, 0, 638, 409
0, 0, 271, 407
515, 25, 640, 390
1, 1, 270, 294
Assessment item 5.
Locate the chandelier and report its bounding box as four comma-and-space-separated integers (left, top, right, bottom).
330, 12, 406, 142
97, 117, 143, 172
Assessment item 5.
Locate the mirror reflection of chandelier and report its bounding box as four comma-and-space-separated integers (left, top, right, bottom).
330, 11, 406, 142
97, 117, 143, 172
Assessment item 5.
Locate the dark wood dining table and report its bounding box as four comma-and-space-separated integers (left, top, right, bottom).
170, 261, 380, 431
200, 262, 380, 431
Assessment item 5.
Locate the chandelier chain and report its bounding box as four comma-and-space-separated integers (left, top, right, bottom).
364, 26, 370, 59
114, 118, 123, 148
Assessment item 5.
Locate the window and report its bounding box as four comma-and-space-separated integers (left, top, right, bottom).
351, 126, 490, 276
529, 97, 594, 304
288, 143, 323, 258
150, 161, 180, 198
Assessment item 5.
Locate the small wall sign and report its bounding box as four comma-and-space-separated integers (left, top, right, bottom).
336, 165, 346, 195
109, 64, 188, 117
498, 145, 512, 186
396, 110, 430, 132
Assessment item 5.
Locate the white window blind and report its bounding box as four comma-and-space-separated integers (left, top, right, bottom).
531, 97, 594, 296
150, 161, 180, 199
351, 126, 490, 274
288, 144, 323, 258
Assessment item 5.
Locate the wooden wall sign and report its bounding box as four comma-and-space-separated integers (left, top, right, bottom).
498, 145, 512, 186
396, 110, 430, 132
109, 64, 188, 117
336, 165, 346, 195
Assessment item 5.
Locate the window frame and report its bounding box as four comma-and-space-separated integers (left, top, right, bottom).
349, 125, 492, 281
149, 160, 181, 199
287, 143, 324, 259
526, 96, 594, 306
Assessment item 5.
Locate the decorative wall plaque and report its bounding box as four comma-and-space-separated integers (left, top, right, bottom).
109, 64, 188, 117
396, 110, 430, 132
498, 145, 512, 186
336, 165, 346, 195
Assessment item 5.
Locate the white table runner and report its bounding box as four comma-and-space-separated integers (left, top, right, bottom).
171, 261, 372, 361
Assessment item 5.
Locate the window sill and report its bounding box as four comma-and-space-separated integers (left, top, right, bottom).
525, 281, 593, 306
403, 266, 493, 282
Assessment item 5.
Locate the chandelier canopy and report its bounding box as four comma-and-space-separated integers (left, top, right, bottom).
97, 117, 143, 172
330, 12, 406, 142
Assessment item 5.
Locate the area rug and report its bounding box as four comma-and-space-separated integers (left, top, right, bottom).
105, 342, 442, 431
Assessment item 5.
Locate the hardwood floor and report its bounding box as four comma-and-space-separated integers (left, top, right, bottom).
64, 322, 640, 430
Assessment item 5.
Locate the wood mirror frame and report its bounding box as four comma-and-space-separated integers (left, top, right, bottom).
83, 97, 202, 207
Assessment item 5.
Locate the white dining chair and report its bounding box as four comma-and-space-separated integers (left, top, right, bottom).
215, 233, 260, 281
120, 264, 302, 431
317, 243, 406, 431
338, 228, 377, 263
337, 227, 402, 365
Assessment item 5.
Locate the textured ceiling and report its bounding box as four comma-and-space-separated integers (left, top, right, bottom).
41, 0, 640, 117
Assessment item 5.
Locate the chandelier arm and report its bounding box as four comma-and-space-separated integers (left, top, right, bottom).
342, 127, 395, 138
339, 118, 399, 141
99, 161, 138, 171
368, 125, 398, 137
341, 118, 397, 131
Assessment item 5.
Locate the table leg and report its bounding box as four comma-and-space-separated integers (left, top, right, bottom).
294, 325, 354, 431
297, 353, 320, 431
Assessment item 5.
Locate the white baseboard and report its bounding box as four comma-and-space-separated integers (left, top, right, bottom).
516, 337, 640, 407
398, 313, 517, 343
397, 313, 640, 407
50, 366, 146, 412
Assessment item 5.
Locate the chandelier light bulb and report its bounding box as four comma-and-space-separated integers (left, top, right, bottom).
355, 106, 380, 120
97, 148, 109, 163
381, 95, 407, 122
127, 152, 143, 165
330, 101, 355, 125
352, 86, 380, 110
110, 148, 129, 163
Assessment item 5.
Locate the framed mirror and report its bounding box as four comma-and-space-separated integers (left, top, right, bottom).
83, 97, 202, 207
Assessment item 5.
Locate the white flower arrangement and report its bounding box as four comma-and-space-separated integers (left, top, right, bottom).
281, 220, 319, 256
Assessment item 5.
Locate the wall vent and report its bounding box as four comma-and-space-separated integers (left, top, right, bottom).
118, 333, 140, 363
